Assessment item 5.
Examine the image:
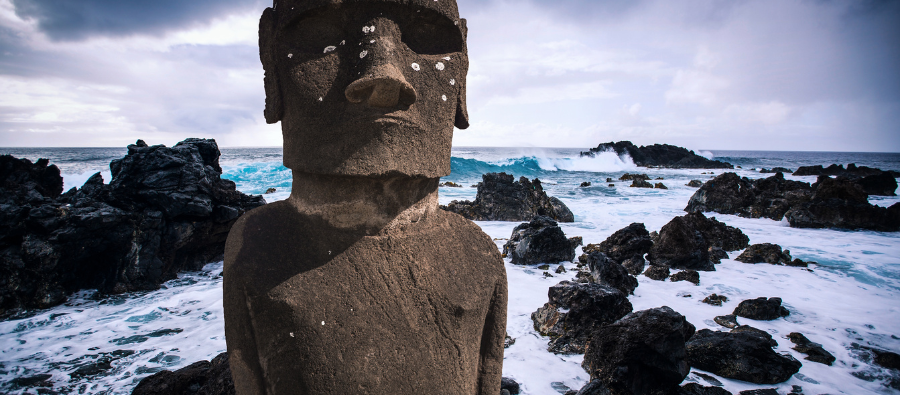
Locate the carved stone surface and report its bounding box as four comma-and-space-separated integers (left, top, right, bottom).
225, 1, 507, 393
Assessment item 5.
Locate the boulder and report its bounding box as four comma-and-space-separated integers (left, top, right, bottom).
670, 270, 700, 285
581, 223, 653, 264
580, 181, 592, 187
708, 247, 728, 264
643, 265, 670, 281
759, 167, 792, 174
787, 332, 836, 366
855, 172, 897, 196
442, 172, 575, 222
685, 172, 813, 222
621, 256, 646, 276
439, 181, 462, 187
620, 173, 650, 181
681, 212, 749, 252
735, 244, 792, 265
0, 139, 265, 318
132, 352, 235, 395
647, 212, 748, 272
582, 306, 696, 395
686, 180, 703, 188
733, 297, 789, 320
584, 252, 638, 295
714, 315, 739, 329
531, 280, 632, 354
655, 182, 668, 189
501, 377, 521, 395
785, 176, 900, 231
702, 294, 728, 306
631, 179, 653, 188
503, 216, 581, 265
580, 141, 733, 169
686, 329, 802, 384
793, 163, 898, 179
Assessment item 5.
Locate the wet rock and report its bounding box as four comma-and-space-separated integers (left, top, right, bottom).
647, 212, 748, 272
785, 176, 900, 231
584, 252, 638, 295
0, 139, 265, 318
733, 297, 789, 320
786, 258, 810, 267
677, 383, 733, 395
859, 346, 900, 371
620, 173, 650, 181
580, 181, 592, 187
655, 182, 668, 189
580, 141, 733, 169
855, 172, 897, 196
671, 270, 700, 285
438, 181, 462, 187
501, 377, 521, 394
687, 180, 703, 187
531, 280, 632, 354
702, 294, 728, 306
132, 352, 235, 395
581, 223, 653, 265
573, 380, 614, 395
503, 216, 581, 265
264, 187, 276, 194
714, 315, 739, 329
644, 265, 670, 281
793, 163, 899, 179
709, 247, 728, 264
686, 329, 802, 384
621, 256, 646, 276
504, 333, 516, 348
442, 172, 575, 222
556, 264, 567, 274
738, 390, 779, 395
685, 172, 813, 221
759, 167, 792, 174
731, 326, 774, 344
606, 178, 614, 182
787, 332, 836, 366
735, 243, 792, 265
582, 306, 696, 395
608, 184, 615, 187
631, 179, 654, 188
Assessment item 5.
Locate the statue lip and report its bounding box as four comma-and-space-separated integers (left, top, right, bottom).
343, 112, 413, 126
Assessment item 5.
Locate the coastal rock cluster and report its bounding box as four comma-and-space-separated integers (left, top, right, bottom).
442, 172, 575, 222
579, 141, 734, 169
685, 172, 900, 231
0, 139, 265, 318
503, 216, 582, 265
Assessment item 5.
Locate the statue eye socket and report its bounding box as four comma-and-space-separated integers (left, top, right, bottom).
400, 15, 462, 55
283, 17, 343, 54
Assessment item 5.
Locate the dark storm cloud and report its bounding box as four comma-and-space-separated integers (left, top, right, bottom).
11, 0, 264, 41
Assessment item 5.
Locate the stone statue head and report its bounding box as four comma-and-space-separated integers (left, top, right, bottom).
259, 0, 469, 178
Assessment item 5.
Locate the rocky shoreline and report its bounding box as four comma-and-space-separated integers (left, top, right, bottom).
579, 141, 734, 169
0, 139, 265, 319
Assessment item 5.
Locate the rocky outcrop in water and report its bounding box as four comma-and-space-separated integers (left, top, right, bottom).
686, 172, 900, 231
0, 139, 265, 318
132, 352, 234, 395
583, 252, 638, 295
686, 329, 802, 384
580, 223, 653, 265
503, 216, 581, 265
442, 172, 574, 222
580, 141, 733, 169
787, 332, 836, 366
647, 212, 748, 271
732, 297, 789, 320
793, 163, 900, 178
581, 306, 696, 395
531, 280, 632, 354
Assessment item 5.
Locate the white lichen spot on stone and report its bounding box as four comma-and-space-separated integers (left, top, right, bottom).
362, 25, 375, 34
327, 250, 331, 254
321, 321, 325, 326
435, 62, 445, 71
370, 39, 376, 43
318, 97, 323, 102
323, 46, 336, 54
289, 332, 295, 337
287, 53, 293, 58
442, 56, 451, 61
411, 63, 420, 71
359, 50, 368, 58
449, 78, 455, 85
340, 40, 345, 45
442, 95, 447, 101
454, 20, 459, 25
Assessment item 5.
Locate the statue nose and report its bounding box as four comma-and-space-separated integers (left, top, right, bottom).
345, 24, 417, 108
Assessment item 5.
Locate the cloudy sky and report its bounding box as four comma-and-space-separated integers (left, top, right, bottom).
1, 0, 898, 151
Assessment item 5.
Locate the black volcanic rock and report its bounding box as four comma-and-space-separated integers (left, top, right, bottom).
503, 216, 581, 265
855, 172, 898, 196
531, 280, 632, 354
733, 297, 789, 320
580, 141, 733, 169
735, 243, 793, 265
793, 163, 898, 178
581, 223, 653, 265
686, 329, 802, 384
647, 212, 746, 272
760, 167, 792, 174
785, 176, 900, 231
787, 332, 836, 366
584, 251, 638, 295
581, 306, 695, 395
643, 265, 671, 281
442, 172, 574, 222
0, 139, 265, 318
133, 352, 235, 395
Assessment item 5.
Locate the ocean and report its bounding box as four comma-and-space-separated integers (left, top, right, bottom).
1, 146, 899, 394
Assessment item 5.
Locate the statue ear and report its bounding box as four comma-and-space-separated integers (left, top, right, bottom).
260, 7, 283, 124
454, 18, 470, 130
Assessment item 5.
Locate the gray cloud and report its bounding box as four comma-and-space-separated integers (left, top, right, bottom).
11, 0, 264, 41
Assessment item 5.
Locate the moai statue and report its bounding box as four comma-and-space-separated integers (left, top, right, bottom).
223, 0, 508, 394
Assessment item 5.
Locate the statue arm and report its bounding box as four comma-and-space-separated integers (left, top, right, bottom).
477, 277, 508, 395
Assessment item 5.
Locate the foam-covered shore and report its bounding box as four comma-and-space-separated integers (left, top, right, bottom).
1, 148, 898, 394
